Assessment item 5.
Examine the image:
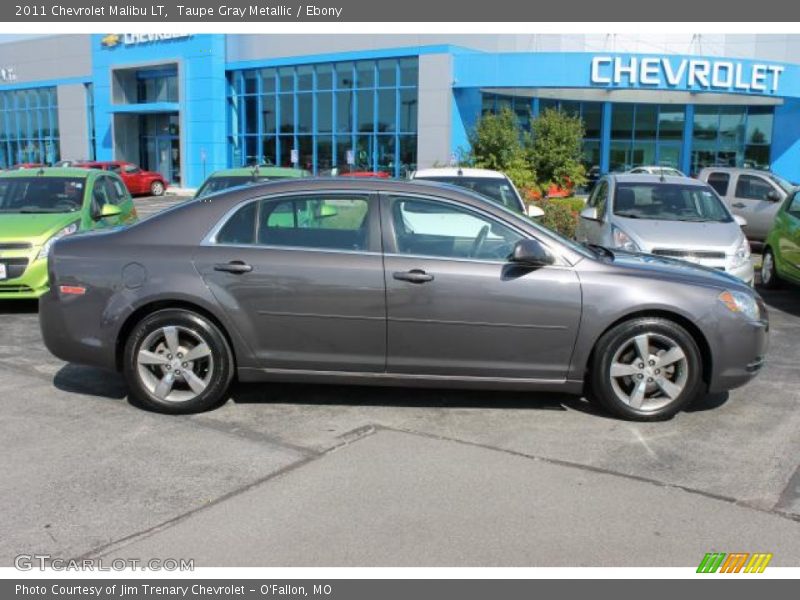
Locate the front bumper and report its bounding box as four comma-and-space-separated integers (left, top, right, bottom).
708, 313, 769, 393
0, 254, 48, 299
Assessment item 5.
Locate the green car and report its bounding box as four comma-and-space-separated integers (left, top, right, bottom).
761, 188, 800, 288
0, 167, 137, 299
195, 166, 311, 199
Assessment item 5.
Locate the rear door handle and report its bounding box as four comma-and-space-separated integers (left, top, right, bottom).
214, 261, 253, 274
393, 269, 434, 284
732, 202, 746, 208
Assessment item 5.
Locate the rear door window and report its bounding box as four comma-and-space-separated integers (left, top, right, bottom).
706, 172, 730, 196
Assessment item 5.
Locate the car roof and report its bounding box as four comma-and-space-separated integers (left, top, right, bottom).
208, 167, 310, 178
0, 167, 92, 178
698, 166, 772, 175
412, 168, 509, 179
610, 173, 706, 186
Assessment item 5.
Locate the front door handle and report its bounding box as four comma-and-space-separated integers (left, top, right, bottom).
393, 269, 434, 284
732, 202, 746, 208
214, 261, 253, 274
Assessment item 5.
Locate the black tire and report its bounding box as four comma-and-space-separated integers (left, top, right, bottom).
760, 247, 782, 290
150, 180, 165, 196
123, 309, 234, 414
588, 317, 705, 421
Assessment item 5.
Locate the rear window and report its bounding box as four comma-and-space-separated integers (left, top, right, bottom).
0, 177, 85, 214
413, 176, 522, 212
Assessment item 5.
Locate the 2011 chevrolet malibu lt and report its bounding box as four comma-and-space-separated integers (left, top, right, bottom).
39, 178, 768, 421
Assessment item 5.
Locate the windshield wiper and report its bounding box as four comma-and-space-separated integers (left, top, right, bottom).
615, 212, 641, 218
18, 208, 70, 213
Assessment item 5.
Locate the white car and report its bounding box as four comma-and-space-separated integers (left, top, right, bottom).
411, 168, 544, 218
627, 166, 687, 177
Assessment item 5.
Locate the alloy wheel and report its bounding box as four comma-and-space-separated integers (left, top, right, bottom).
136, 326, 214, 403
608, 332, 689, 411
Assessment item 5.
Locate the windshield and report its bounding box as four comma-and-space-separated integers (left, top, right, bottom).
767, 173, 795, 194
0, 177, 85, 214
415, 176, 522, 212
196, 175, 291, 199
613, 182, 732, 223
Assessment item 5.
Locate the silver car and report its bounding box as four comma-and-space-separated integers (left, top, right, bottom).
576, 174, 754, 285
697, 167, 795, 242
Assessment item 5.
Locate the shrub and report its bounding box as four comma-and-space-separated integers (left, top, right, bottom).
527, 196, 584, 239
467, 108, 536, 190
526, 108, 587, 192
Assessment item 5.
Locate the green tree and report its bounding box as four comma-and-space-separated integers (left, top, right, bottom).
467, 108, 536, 189
527, 108, 587, 191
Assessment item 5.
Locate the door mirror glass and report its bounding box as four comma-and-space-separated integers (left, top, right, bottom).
733, 214, 747, 228
766, 189, 781, 202
99, 203, 122, 219
510, 239, 554, 267
580, 206, 599, 221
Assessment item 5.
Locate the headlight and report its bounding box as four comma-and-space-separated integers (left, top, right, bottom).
611, 226, 640, 252
718, 290, 760, 321
730, 235, 751, 268
37, 222, 79, 261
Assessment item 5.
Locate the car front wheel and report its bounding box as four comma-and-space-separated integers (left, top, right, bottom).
589, 317, 704, 421
123, 309, 234, 414
150, 180, 165, 196
760, 248, 782, 289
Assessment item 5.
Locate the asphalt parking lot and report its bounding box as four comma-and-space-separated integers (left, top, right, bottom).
1, 194, 799, 567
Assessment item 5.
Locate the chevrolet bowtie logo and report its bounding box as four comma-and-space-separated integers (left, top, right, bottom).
101, 34, 120, 48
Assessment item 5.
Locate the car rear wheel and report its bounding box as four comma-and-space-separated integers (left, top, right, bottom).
150, 180, 165, 196
123, 309, 234, 414
760, 248, 782, 289
589, 317, 704, 421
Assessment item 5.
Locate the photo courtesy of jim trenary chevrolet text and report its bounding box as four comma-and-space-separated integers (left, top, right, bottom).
0, 0, 798, 596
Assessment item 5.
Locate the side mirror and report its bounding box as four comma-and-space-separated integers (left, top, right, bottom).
97, 203, 122, 219
734, 214, 747, 228
766, 189, 781, 202
510, 239, 554, 267
580, 206, 599, 221
526, 204, 545, 218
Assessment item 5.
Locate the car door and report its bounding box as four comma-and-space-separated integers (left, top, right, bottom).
381, 193, 582, 380
86, 175, 112, 230
110, 163, 138, 195
575, 178, 609, 245
731, 173, 783, 240
705, 171, 731, 200
778, 191, 800, 282
193, 191, 387, 372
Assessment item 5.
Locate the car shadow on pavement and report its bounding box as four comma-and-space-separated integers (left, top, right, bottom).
53, 364, 129, 400
0, 300, 38, 314
758, 285, 800, 318
230, 381, 587, 413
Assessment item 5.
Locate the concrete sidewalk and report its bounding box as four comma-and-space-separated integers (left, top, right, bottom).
93, 429, 800, 567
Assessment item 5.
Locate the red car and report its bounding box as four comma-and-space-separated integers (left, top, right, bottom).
77, 161, 168, 196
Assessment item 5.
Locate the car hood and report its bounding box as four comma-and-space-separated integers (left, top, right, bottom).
0, 212, 80, 244
607, 249, 748, 290
615, 217, 742, 252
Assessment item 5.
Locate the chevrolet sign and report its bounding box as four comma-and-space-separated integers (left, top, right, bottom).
590, 56, 785, 93
101, 34, 192, 48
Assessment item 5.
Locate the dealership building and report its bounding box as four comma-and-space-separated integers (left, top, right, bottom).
2, 33, 800, 188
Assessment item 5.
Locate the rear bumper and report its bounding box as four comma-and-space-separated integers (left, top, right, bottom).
39, 288, 117, 370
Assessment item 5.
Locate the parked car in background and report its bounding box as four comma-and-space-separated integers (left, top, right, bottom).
11, 163, 45, 170
0, 167, 137, 299
411, 168, 543, 218
338, 170, 391, 178
76, 161, 169, 197
697, 167, 795, 242
195, 166, 311, 199
576, 174, 754, 285
761, 188, 800, 288
40, 178, 767, 422
628, 166, 686, 177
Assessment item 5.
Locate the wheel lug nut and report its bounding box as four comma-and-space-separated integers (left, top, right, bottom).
637, 374, 644, 379
165, 365, 171, 370
182, 362, 188, 368
167, 354, 172, 360
175, 370, 181, 376
648, 377, 653, 382
177, 353, 183, 359
655, 369, 661, 375
648, 360, 655, 366
638, 363, 644, 369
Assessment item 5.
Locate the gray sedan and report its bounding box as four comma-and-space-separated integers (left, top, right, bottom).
39, 178, 768, 421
